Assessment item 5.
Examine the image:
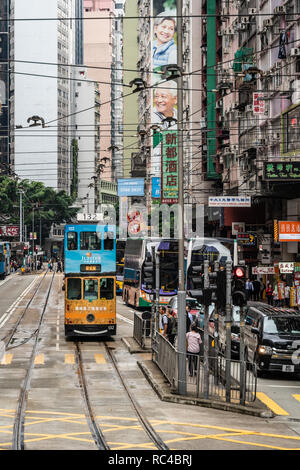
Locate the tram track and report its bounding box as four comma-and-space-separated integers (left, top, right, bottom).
104, 343, 169, 451
74, 340, 169, 451
12, 271, 55, 450
1, 270, 49, 348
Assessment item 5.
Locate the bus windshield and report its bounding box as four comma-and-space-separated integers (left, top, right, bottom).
264, 316, 300, 335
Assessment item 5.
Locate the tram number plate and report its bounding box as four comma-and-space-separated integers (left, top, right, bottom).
80, 264, 101, 273
282, 365, 294, 372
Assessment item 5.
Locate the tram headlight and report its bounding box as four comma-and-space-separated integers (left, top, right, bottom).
86, 314, 95, 323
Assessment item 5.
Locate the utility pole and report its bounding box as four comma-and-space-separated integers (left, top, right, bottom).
225, 261, 232, 403
18, 190, 23, 243
177, 0, 186, 396
203, 260, 210, 399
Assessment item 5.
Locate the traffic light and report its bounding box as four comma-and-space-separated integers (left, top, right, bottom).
142, 260, 156, 290
187, 264, 203, 300
232, 266, 247, 306
216, 269, 226, 309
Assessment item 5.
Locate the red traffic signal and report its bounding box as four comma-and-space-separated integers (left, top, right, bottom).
234, 267, 245, 278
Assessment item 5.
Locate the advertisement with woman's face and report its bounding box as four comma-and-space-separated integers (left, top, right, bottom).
152, 0, 177, 72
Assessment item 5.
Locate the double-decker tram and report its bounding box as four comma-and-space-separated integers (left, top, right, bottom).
64, 222, 116, 338
0, 242, 11, 280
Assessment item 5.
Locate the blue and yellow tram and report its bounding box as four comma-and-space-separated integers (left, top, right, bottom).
0, 242, 11, 280
64, 223, 117, 337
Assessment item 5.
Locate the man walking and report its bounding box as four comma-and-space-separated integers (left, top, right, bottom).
245, 279, 254, 301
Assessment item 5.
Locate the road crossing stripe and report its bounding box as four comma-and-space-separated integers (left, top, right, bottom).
256, 392, 289, 416
293, 394, 300, 403
34, 354, 44, 365
0, 354, 13, 365
65, 354, 75, 364
94, 353, 106, 364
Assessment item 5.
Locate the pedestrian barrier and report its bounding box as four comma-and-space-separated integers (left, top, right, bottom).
152, 332, 257, 404
133, 312, 151, 350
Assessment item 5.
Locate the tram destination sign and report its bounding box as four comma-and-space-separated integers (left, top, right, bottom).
264, 162, 300, 180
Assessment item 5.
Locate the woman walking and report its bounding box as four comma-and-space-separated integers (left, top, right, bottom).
186, 323, 202, 377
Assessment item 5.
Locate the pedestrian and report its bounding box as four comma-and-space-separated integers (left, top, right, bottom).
186, 305, 193, 332
57, 260, 62, 273
159, 306, 169, 337
266, 283, 273, 305
285, 284, 290, 307
245, 279, 254, 301
186, 323, 202, 377
260, 280, 266, 300
253, 279, 261, 301
273, 285, 279, 307
48, 261, 53, 272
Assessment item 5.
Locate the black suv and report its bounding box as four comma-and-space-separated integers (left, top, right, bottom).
243, 302, 300, 375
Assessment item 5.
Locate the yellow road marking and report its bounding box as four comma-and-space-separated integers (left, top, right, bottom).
94, 354, 106, 364
64, 354, 75, 364
0, 354, 13, 365
256, 392, 289, 416
293, 394, 300, 403
34, 354, 44, 365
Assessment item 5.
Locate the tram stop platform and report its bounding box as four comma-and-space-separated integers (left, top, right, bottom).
122, 337, 273, 419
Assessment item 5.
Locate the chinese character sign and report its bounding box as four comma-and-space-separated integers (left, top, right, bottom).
161, 130, 178, 204
279, 221, 300, 242
253, 92, 264, 115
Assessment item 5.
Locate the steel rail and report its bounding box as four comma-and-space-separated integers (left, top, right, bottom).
1, 270, 49, 347
74, 342, 110, 450
12, 271, 55, 450
104, 343, 169, 451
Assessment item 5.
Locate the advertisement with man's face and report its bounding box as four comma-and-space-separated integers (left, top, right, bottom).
151, 0, 178, 186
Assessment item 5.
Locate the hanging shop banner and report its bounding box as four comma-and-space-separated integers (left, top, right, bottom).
152, 177, 161, 198
252, 266, 275, 275
253, 92, 265, 114
278, 221, 300, 242
279, 262, 294, 273
161, 130, 178, 204
208, 196, 251, 207
151, 0, 178, 180
264, 162, 300, 181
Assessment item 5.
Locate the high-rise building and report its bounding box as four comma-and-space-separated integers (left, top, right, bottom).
11, 0, 76, 193
0, 0, 10, 173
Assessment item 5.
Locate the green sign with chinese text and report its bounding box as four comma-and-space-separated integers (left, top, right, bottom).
264, 162, 300, 180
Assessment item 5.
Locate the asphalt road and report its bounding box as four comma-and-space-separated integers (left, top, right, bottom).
0, 277, 300, 451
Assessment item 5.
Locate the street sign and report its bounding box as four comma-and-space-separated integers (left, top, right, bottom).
232, 222, 245, 235
117, 178, 145, 197
208, 196, 251, 207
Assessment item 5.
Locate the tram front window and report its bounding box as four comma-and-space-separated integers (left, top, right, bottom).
67, 278, 81, 300
80, 232, 101, 250
67, 232, 77, 250
100, 278, 114, 300
84, 279, 98, 301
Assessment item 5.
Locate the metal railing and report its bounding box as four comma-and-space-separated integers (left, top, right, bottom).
133, 313, 151, 350
152, 332, 257, 404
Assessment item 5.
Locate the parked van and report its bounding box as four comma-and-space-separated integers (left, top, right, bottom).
243, 302, 300, 375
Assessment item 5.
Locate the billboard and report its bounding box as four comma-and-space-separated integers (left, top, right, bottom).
279, 221, 300, 242
151, 0, 178, 190
117, 178, 145, 197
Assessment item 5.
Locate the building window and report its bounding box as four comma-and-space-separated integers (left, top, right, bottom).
282, 104, 300, 154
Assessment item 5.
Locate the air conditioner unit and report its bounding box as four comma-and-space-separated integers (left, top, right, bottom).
290, 48, 300, 57
216, 99, 223, 108
232, 144, 239, 152
246, 105, 253, 112
241, 17, 249, 24
263, 19, 272, 27
237, 23, 247, 30
224, 146, 231, 154
219, 156, 224, 164
248, 8, 257, 15
217, 30, 224, 36
274, 6, 286, 14
227, 28, 234, 35
259, 138, 266, 145
273, 133, 281, 140
223, 48, 230, 55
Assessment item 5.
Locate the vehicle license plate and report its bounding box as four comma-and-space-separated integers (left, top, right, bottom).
282, 365, 294, 372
